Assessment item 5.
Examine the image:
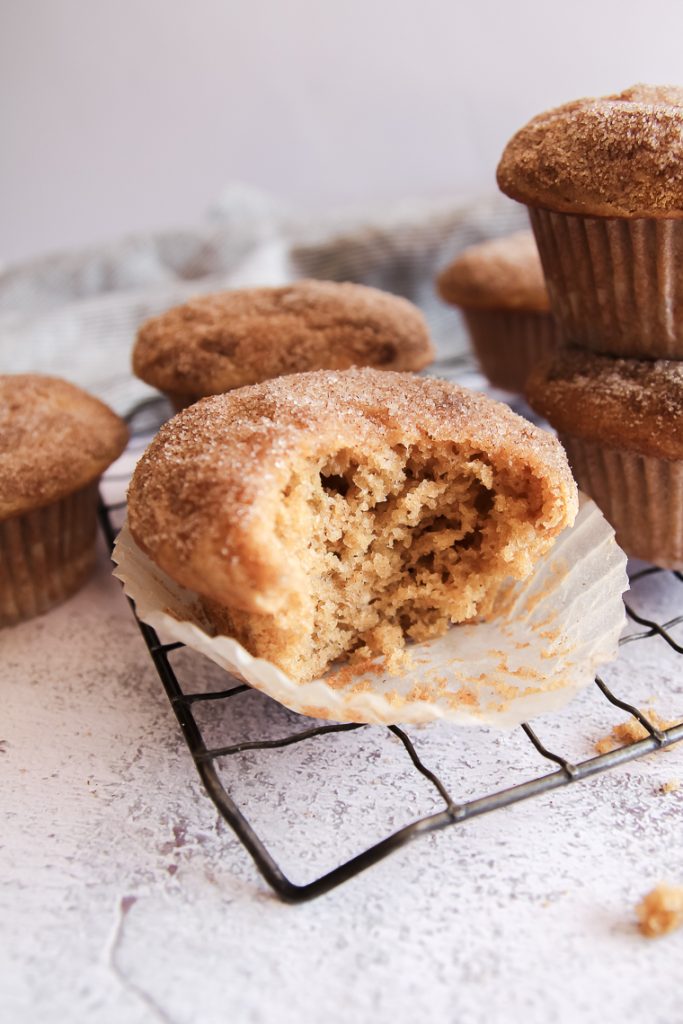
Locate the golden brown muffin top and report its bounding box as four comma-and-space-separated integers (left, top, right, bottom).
497, 84, 683, 217
436, 231, 549, 312
0, 375, 128, 520
132, 279, 435, 398
128, 367, 576, 614
526, 347, 683, 460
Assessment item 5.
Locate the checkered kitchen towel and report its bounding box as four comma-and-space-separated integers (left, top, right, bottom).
0, 184, 526, 414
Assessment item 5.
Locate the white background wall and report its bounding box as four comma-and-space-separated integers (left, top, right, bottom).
3, 0, 683, 264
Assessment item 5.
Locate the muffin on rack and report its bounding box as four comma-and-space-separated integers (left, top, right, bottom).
436, 230, 559, 393
498, 84, 683, 359
0, 375, 128, 625
127, 367, 578, 682
132, 279, 435, 410
526, 347, 683, 568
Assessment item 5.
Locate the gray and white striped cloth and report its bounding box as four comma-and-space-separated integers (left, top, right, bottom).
0, 184, 526, 414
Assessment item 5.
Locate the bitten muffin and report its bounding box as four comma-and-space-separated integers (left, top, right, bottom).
133, 279, 435, 409
0, 375, 128, 625
436, 231, 559, 393
128, 367, 578, 682
497, 84, 683, 359
526, 347, 683, 567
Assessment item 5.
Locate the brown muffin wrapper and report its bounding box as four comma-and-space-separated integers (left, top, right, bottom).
0, 481, 100, 626
529, 208, 683, 359
560, 435, 683, 569
463, 308, 559, 393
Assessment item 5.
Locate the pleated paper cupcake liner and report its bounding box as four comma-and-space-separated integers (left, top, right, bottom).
112, 495, 628, 727
0, 480, 100, 626
463, 308, 559, 393
529, 208, 683, 359
561, 436, 683, 569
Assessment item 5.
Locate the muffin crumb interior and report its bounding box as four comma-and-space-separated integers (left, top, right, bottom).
204, 438, 547, 681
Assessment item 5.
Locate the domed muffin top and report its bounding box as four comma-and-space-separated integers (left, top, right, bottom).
527, 346, 683, 460
0, 375, 128, 519
497, 84, 683, 217
133, 279, 435, 400
127, 367, 577, 614
437, 231, 549, 311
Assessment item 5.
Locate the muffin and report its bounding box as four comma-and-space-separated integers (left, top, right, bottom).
436, 230, 559, 392
127, 367, 578, 682
498, 84, 683, 359
133, 279, 435, 410
0, 375, 128, 625
526, 347, 683, 567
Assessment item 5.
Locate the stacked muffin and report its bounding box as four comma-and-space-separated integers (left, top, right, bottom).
497, 84, 683, 568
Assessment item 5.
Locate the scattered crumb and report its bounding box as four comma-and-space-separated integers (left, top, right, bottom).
636, 884, 683, 938
659, 779, 680, 795
299, 705, 334, 720
326, 658, 385, 690
595, 711, 679, 754
383, 646, 414, 677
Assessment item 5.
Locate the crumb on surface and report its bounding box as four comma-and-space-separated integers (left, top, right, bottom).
595, 711, 679, 754
636, 884, 683, 938
659, 779, 680, 795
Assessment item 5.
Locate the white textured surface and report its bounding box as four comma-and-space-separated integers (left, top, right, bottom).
3, 530, 683, 1024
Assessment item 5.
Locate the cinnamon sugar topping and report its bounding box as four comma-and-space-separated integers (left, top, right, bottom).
498, 84, 683, 217
128, 367, 577, 682
0, 375, 128, 520
133, 279, 435, 400
526, 347, 683, 461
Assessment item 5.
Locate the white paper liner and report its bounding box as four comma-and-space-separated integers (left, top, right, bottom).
112, 496, 627, 728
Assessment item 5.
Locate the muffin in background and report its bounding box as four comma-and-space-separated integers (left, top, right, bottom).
0, 375, 128, 626
133, 279, 435, 410
498, 85, 683, 359
526, 347, 683, 568
436, 230, 559, 393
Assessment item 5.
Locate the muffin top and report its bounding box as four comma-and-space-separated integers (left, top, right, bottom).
128, 367, 576, 614
133, 279, 435, 399
497, 84, 683, 217
0, 375, 128, 520
526, 347, 683, 460
436, 231, 549, 312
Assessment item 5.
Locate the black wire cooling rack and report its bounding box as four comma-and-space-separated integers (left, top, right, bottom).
101, 384, 683, 902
